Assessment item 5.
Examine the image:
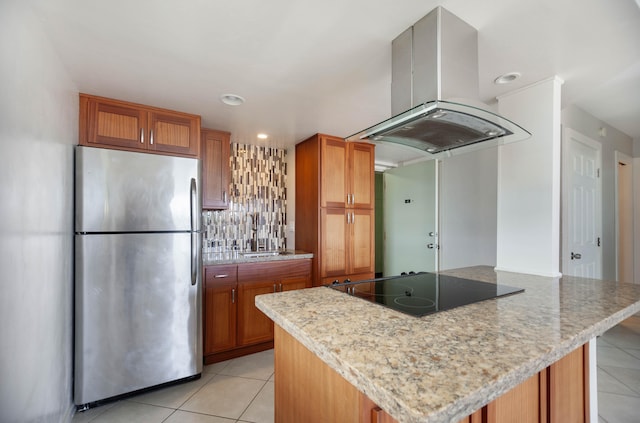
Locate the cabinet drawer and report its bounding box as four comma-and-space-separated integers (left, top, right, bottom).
238, 259, 311, 282
205, 265, 238, 283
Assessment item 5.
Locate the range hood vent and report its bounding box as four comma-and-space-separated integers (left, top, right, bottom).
346, 7, 530, 158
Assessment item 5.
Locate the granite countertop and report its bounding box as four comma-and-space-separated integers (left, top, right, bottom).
255, 266, 640, 423
203, 249, 313, 266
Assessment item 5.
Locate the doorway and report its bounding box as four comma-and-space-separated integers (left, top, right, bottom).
615, 151, 633, 283
561, 128, 602, 278
381, 160, 438, 276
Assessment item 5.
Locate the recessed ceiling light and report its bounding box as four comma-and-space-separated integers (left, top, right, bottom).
220, 94, 245, 106
494, 72, 521, 85
257, 133, 268, 139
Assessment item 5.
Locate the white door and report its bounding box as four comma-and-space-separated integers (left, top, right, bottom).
616, 151, 634, 283
383, 160, 438, 275
562, 128, 602, 278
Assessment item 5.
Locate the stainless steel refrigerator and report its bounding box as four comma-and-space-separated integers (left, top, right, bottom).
74, 146, 202, 409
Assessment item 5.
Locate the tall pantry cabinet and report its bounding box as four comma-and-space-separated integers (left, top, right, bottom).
295, 133, 375, 286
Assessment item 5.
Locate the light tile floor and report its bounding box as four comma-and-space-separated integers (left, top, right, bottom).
72, 314, 640, 423
597, 313, 640, 423
72, 349, 275, 423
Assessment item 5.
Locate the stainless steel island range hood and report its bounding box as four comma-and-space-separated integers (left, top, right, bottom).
346, 7, 530, 158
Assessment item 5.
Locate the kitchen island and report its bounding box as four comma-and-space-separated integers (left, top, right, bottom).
255, 266, 640, 423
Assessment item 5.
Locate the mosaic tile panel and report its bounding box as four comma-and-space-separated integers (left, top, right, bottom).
203, 143, 287, 253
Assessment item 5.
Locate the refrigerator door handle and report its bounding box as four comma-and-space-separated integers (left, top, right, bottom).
190, 178, 198, 286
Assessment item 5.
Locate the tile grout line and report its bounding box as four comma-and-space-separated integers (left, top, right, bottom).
236, 377, 273, 423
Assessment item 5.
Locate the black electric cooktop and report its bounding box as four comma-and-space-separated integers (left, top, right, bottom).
329, 272, 524, 317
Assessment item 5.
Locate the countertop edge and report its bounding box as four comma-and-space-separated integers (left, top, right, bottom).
203, 250, 313, 266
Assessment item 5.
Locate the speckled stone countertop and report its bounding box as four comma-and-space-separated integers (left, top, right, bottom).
203, 250, 312, 266
255, 266, 640, 423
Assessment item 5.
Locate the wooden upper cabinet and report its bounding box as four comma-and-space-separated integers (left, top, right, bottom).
321, 137, 348, 208
320, 135, 375, 209
201, 128, 231, 210
86, 98, 147, 149
80, 94, 200, 158
148, 111, 200, 156
349, 142, 375, 209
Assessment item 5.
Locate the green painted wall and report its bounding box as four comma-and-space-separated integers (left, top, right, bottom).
375, 172, 384, 275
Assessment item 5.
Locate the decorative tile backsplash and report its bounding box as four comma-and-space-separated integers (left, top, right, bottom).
202, 143, 287, 253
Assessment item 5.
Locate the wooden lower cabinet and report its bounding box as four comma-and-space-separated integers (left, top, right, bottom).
238, 279, 277, 346
274, 324, 591, 423
203, 265, 238, 357
204, 259, 311, 364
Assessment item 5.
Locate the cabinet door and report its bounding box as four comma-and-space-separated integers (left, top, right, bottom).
203, 278, 237, 355
349, 142, 375, 209
321, 208, 349, 278
148, 111, 200, 157
279, 275, 311, 292
87, 97, 147, 149
202, 129, 231, 209
237, 280, 276, 346
350, 209, 375, 275
321, 137, 348, 208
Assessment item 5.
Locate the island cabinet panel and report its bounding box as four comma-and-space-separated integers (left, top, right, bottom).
201, 128, 231, 209
549, 343, 589, 423
296, 133, 375, 286
486, 371, 546, 423
204, 259, 311, 364
273, 323, 591, 423
80, 94, 200, 158
275, 325, 361, 423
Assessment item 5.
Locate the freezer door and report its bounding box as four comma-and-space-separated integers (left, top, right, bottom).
75, 146, 201, 233
74, 232, 202, 405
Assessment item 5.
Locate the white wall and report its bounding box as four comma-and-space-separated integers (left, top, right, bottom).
635, 156, 640, 284
562, 105, 634, 281
439, 147, 498, 270
0, 2, 78, 421
496, 77, 563, 277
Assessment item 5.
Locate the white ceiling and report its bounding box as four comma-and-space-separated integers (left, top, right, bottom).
29, 0, 640, 163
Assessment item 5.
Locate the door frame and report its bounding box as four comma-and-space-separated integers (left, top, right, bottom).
615, 150, 633, 282
561, 127, 603, 277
